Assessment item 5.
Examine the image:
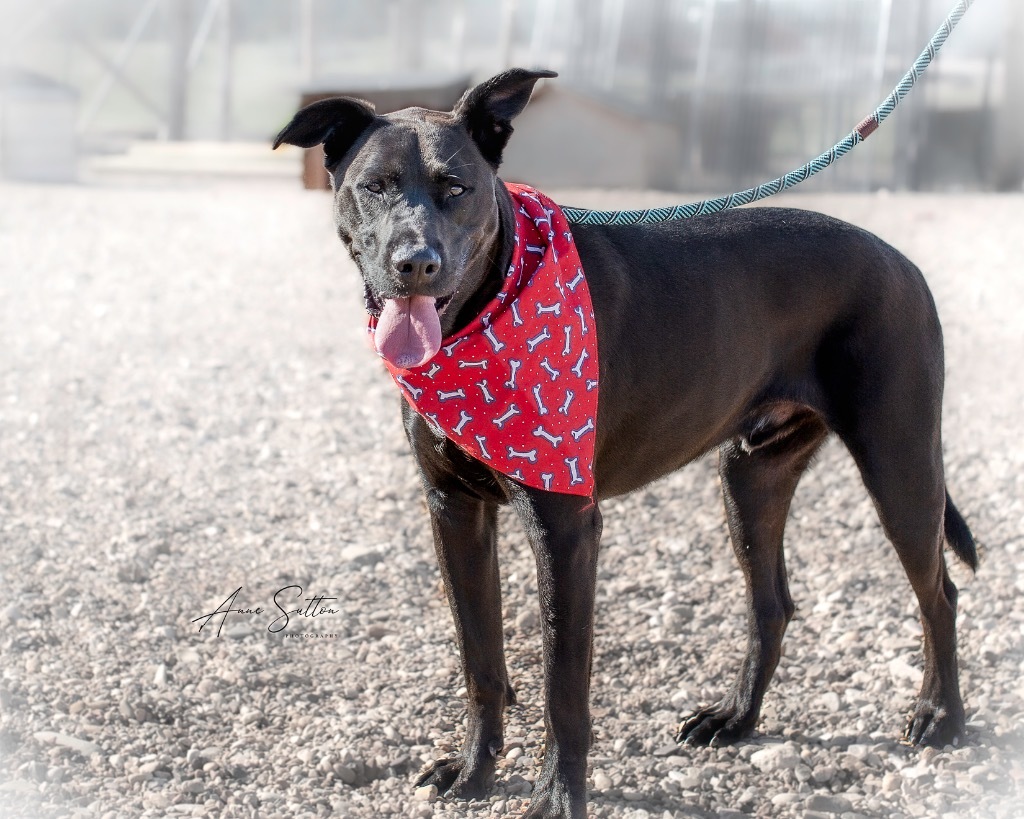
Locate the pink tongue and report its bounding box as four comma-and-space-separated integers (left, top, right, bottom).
375, 295, 442, 369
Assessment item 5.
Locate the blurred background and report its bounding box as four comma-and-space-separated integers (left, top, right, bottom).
0, 0, 1021, 193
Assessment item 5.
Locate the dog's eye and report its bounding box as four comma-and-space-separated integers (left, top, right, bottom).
448, 184, 467, 198
364, 182, 384, 194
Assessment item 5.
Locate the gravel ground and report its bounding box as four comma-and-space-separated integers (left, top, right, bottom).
0, 178, 1022, 819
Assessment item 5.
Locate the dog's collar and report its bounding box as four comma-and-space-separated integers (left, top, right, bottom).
369, 183, 599, 496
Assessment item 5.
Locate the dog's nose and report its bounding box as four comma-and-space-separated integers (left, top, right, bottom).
393, 246, 441, 285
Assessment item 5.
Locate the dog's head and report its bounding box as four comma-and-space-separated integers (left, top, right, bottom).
274, 68, 556, 368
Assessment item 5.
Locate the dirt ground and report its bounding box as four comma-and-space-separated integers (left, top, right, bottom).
0, 178, 1022, 819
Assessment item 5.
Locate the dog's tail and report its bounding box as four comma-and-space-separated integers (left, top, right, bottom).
944, 489, 978, 571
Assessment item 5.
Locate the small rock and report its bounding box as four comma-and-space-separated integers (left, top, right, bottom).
593, 771, 613, 790
515, 609, 539, 631
667, 770, 700, 790
49, 732, 102, 758
143, 793, 169, 810
888, 657, 923, 684
340, 545, 384, 568
181, 779, 205, 794
902, 765, 934, 782
805, 793, 853, 814
414, 784, 438, 802
750, 743, 801, 773
661, 605, 694, 632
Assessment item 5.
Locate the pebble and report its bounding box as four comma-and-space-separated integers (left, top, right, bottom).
414, 784, 438, 802
340, 545, 384, 568
515, 609, 539, 630
750, 743, 801, 773
667, 770, 700, 789
805, 793, 853, 813
34, 731, 103, 758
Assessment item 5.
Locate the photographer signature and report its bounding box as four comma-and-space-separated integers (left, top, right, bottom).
191, 586, 341, 636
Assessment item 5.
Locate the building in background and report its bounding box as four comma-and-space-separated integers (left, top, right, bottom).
0, 0, 1020, 191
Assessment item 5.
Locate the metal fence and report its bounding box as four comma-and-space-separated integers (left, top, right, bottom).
0, 0, 1019, 190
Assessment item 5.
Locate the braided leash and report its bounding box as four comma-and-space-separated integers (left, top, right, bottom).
563, 0, 975, 226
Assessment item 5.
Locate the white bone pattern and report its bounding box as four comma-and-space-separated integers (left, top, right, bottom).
474, 435, 492, 459
505, 359, 522, 389
493, 404, 521, 429
533, 425, 563, 447
532, 384, 548, 415
395, 375, 423, 400
526, 326, 551, 353
476, 380, 496, 404
442, 337, 465, 357
452, 410, 473, 435
540, 358, 560, 381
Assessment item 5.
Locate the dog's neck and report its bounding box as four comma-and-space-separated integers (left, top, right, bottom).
445, 180, 517, 336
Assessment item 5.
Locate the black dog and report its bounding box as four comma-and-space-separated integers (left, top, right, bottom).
274, 69, 977, 819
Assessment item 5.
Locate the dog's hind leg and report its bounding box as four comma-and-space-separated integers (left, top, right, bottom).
678, 411, 828, 746
415, 487, 513, 799
838, 394, 969, 746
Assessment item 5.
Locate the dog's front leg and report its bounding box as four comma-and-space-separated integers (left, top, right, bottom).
509, 486, 602, 819
415, 485, 513, 800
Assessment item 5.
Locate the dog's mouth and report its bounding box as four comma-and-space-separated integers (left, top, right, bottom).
364, 285, 454, 317
367, 286, 456, 370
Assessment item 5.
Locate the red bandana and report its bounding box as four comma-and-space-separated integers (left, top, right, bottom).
369, 183, 599, 496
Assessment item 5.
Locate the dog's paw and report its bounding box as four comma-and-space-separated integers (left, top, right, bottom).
902, 700, 966, 748
414, 754, 492, 800
675, 702, 756, 747
522, 774, 586, 819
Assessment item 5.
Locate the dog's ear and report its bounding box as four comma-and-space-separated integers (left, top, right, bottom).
453, 68, 557, 168
273, 97, 376, 167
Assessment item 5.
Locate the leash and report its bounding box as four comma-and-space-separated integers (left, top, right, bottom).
562, 0, 975, 226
